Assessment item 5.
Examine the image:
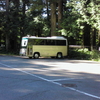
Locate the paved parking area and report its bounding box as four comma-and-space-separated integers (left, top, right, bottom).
0, 55, 100, 100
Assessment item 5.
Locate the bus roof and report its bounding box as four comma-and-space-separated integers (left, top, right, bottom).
22, 36, 66, 40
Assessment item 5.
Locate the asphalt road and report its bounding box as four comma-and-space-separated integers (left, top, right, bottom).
0, 55, 100, 100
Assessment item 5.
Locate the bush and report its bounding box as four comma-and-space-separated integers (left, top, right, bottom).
90, 50, 100, 61
0, 48, 18, 55
68, 48, 100, 61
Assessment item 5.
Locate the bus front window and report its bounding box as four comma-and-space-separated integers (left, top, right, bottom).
21, 38, 28, 47
20, 38, 28, 56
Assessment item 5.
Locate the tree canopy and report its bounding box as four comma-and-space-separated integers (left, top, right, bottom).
0, 0, 100, 52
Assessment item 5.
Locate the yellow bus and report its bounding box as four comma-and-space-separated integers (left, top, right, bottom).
25, 36, 68, 59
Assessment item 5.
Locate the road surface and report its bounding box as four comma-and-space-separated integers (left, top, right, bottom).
0, 55, 100, 100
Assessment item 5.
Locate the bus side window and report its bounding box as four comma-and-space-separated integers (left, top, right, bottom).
33, 39, 44, 45
51, 40, 55, 45
39, 39, 44, 45
56, 40, 66, 45
45, 40, 55, 45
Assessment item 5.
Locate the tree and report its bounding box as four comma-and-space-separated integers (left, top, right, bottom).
1, 0, 100, 53
5, 0, 9, 51
50, 1, 56, 36
64, 0, 100, 50
78, 0, 100, 50
58, 0, 63, 32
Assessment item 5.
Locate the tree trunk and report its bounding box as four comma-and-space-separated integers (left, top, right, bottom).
21, 0, 26, 37
50, 2, 56, 36
0, 32, 1, 47
58, 0, 63, 35
46, 0, 49, 22
91, 29, 96, 51
6, 0, 9, 51
10, 34, 18, 52
83, 23, 91, 50
22, 0, 25, 15
98, 30, 100, 50
6, 34, 9, 51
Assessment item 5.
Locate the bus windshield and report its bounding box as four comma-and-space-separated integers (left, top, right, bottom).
21, 38, 28, 47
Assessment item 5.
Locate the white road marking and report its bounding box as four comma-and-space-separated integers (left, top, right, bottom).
0, 62, 100, 99
49, 78, 75, 82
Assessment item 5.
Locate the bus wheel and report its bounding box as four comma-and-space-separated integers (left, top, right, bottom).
34, 53, 39, 59
29, 57, 32, 59
57, 53, 62, 59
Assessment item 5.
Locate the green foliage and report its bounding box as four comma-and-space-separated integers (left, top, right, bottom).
0, 0, 100, 53
29, 0, 44, 12
61, 14, 80, 38
69, 48, 91, 60
74, 0, 100, 30
69, 48, 100, 61
42, 19, 50, 36
0, 48, 19, 55
24, 16, 50, 36
59, 0, 100, 47
90, 50, 100, 61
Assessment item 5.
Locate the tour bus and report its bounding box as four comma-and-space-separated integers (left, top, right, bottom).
20, 36, 68, 58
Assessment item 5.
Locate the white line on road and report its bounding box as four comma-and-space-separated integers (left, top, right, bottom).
0, 62, 100, 99
49, 78, 75, 82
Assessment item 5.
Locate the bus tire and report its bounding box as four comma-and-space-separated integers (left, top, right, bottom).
51, 56, 55, 58
57, 53, 62, 59
29, 57, 32, 59
34, 53, 39, 59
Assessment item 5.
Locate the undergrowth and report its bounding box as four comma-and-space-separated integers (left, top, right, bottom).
0, 48, 18, 56
0, 47, 100, 61
68, 48, 100, 61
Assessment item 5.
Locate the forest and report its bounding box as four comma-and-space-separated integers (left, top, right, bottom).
0, 0, 100, 53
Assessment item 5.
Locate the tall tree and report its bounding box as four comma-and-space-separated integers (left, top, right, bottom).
83, 23, 91, 49
58, 0, 63, 32
5, 0, 9, 51
66, 0, 100, 49
50, 1, 56, 36
83, 0, 91, 50
98, 30, 100, 47
45, 0, 50, 22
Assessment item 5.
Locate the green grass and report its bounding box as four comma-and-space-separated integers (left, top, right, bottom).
68, 48, 100, 61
